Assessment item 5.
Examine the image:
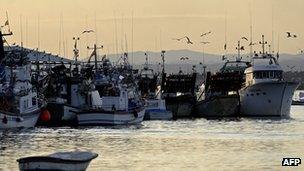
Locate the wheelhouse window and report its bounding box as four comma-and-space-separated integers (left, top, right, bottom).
253, 71, 282, 79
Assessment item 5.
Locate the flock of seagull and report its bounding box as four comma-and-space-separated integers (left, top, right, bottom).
172, 31, 302, 53
172, 31, 212, 45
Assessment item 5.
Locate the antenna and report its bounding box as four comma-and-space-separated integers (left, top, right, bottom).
155, 36, 158, 52
62, 14, 65, 56
249, 4, 253, 58
25, 17, 28, 47
224, 11, 227, 56
259, 35, 267, 54
277, 33, 280, 54
37, 14, 40, 50
145, 51, 149, 67
120, 14, 124, 54
63, 37, 66, 57
125, 33, 128, 55
6, 11, 11, 33
85, 15, 89, 57
161, 50, 166, 73
271, 5, 274, 53
159, 29, 162, 50
114, 12, 119, 60
236, 40, 243, 61
131, 11, 134, 65
58, 14, 62, 55
87, 44, 103, 71
94, 12, 98, 44
19, 14, 23, 47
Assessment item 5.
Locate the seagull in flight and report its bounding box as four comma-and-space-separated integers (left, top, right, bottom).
184, 36, 194, 44
82, 30, 94, 34
201, 31, 211, 37
241, 37, 248, 41
249, 42, 257, 46
172, 37, 184, 41
180, 57, 189, 60
286, 32, 297, 38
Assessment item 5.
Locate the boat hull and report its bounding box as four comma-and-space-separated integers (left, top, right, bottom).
0, 109, 40, 129
239, 82, 299, 117
37, 102, 79, 127
165, 94, 195, 119
144, 109, 173, 120
194, 95, 239, 118
18, 160, 91, 171
77, 108, 145, 126
17, 151, 97, 171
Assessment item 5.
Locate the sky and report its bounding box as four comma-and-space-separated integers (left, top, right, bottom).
0, 0, 303, 60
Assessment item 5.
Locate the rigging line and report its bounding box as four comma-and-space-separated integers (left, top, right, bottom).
25, 17, 28, 47
19, 14, 23, 47
131, 11, 134, 65
37, 13, 40, 50
58, 14, 61, 55
249, 3, 253, 58
114, 11, 119, 60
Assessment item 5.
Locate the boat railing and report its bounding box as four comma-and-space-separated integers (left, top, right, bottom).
86, 104, 142, 111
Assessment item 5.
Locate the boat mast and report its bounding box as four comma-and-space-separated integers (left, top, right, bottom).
73, 37, 80, 69
236, 40, 243, 61
87, 44, 103, 71
259, 35, 267, 55
249, 6, 253, 58
161, 50, 165, 74
0, 30, 13, 63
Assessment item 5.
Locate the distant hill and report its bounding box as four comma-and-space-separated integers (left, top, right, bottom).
5, 46, 303, 72
4, 46, 73, 63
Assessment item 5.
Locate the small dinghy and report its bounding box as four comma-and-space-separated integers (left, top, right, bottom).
17, 151, 98, 171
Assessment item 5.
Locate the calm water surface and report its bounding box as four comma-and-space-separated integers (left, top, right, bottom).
1, 106, 304, 171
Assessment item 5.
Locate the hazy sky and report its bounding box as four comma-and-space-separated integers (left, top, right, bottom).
0, 0, 303, 60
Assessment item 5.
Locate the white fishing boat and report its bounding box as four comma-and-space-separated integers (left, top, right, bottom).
17, 151, 98, 171
292, 91, 304, 105
138, 53, 172, 120
144, 99, 173, 120
239, 35, 299, 117
0, 31, 42, 129
77, 49, 145, 126
77, 85, 145, 126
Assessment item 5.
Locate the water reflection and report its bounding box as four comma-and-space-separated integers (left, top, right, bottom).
1, 106, 304, 170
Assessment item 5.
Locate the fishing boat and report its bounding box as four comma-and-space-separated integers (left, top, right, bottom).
292, 91, 304, 105
0, 31, 42, 129
239, 35, 299, 117
161, 72, 197, 118
77, 82, 145, 126
194, 41, 250, 118
159, 51, 196, 118
77, 51, 145, 126
37, 39, 93, 127
138, 53, 172, 120
17, 151, 98, 171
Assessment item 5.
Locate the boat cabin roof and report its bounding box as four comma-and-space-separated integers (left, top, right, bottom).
220, 60, 250, 73
244, 54, 282, 74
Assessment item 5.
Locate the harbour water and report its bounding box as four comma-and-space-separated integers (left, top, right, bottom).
1, 106, 304, 171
